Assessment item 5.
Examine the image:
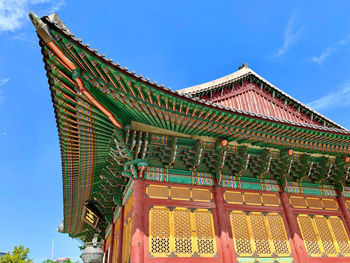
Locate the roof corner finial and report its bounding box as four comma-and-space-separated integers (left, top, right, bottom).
28, 11, 45, 29
238, 62, 249, 70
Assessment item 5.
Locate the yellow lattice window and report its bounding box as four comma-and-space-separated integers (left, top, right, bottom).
230, 211, 291, 258
297, 214, 322, 256
297, 214, 350, 257
149, 206, 217, 258
150, 206, 171, 257
194, 209, 216, 257
122, 216, 133, 263
173, 207, 193, 256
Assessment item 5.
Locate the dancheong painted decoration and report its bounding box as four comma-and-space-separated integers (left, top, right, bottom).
30, 11, 350, 263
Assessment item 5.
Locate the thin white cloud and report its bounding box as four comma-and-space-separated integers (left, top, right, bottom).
0, 78, 9, 86
0, 78, 9, 105
311, 37, 350, 64
0, 0, 65, 32
275, 13, 302, 57
307, 83, 350, 111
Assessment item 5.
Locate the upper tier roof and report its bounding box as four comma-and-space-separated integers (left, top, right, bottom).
179, 63, 345, 130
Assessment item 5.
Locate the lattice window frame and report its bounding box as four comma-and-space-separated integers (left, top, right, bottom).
297, 213, 350, 257
229, 210, 291, 258
149, 206, 217, 258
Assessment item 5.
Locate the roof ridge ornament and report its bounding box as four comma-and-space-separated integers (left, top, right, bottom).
28, 11, 52, 43
238, 62, 249, 70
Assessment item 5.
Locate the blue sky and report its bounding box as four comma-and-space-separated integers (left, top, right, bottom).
0, 0, 350, 262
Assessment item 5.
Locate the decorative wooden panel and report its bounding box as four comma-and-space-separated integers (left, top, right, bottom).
230, 211, 291, 258
192, 188, 212, 202
146, 184, 212, 202
174, 208, 193, 256
297, 214, 350, 257
289, 196, 307, 208
122, 216, 133, 263
171, 187, 191, 201
194, 209, 216, 257
306, 198, 323, 210
244, 193, 262, 206
266, 213, 291, 255
290, 196, 339, 210
224, 191, 280, 207
345, 199, 350, 210
322, 199, 339, 210
148, 206, 217, 258
297, 214, 322, 256
146, 185, 169, 199
262, 194, 280, 206
124, 192, 134, 219
149, 206, 171, 257
329, 216, 350, 256
112, 217, 120, 263
224, 191, 244, 204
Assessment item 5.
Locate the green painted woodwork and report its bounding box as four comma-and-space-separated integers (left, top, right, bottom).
34, 16, 350, 241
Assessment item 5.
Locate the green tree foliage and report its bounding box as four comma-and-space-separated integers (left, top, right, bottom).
0, 246, 33, 263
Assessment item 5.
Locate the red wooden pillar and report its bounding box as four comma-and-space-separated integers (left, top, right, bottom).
117, 207, 124, 263
213, 186, 235, 263
338, 197, 350, 230
130, 179, 145, 263
280, 192, 309, 263
109, 222, 116, 263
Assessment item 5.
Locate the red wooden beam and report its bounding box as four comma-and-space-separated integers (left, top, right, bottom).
213, 186, 235, 263
130, 179, 145, 263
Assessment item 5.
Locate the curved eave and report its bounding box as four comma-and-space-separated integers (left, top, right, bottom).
42, 15, 349, 137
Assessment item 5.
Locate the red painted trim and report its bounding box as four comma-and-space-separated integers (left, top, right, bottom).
224, 203, 284, 212
309, 257, 350, 262
131, 179, 145, 263
213, 186, 235, 263
117, 207, 124, 263
287, 192, 338, 199
279, 207, 300, 263
144, 180, 213, 190
145, 198, 215, 209
144, 258, 221, 263
47, 41, 123, 128
211, 207, 225, 263
280, 192, 309, 263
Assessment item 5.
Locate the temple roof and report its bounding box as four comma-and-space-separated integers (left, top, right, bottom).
179, 63, 344, 130
30, 12, 350, 240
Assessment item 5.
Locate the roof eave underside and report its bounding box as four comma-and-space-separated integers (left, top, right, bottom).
42, 14, 350, 137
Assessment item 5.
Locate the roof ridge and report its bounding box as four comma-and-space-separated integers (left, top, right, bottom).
179, 65, 345, 130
